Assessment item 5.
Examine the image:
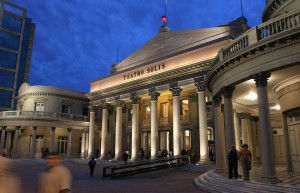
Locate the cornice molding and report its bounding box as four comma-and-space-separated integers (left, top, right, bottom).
17, 92, 89, 102
206, 35, 300, 94
88, 60, 211, 100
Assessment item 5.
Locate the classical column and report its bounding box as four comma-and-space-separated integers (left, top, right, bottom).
250, 116, 259, 163
253, 72, 279, 183
6, 131, 12, 157
100, 103, 111, 159
66, 128, 72, 158
50, 127, 56, 152
282, 112, 293, 172
88, 105, 95, 158
223, 86, 236, 152
81, 129, 86, 158
239, 112, 251, 147
85, 132, 89, 158
233, 112, 241, 151
0, 126, 7, 155
114, 99, 125, 160
12, 126, 20, 158
189, 93, 199, 156
131, 96, 141, 161
170, 87, 182, 156
148, 90, 160, 159
213, 96, 226, 173
30, 126, 38, 159
195, 80, 209, 161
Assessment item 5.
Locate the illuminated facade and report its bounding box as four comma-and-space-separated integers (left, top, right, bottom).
0, 2, 300, 186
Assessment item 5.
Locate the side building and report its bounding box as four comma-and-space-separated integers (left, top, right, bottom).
0, 83, 91, 158
0, 0, 35, 110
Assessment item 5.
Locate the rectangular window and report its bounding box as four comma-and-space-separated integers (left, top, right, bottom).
0, 70, 15, 88
145, 105, 150, 119
128, 108, 132, 122
57, 136, 68, 154
2, 13, 22, 33
0, 89, 12, 108
61, 104, 70, 114
82, 107, 88, 116
181, 100, 189, 121
160, 102, 168, 118
0, 51, 17, 69
35, 103, 45, 111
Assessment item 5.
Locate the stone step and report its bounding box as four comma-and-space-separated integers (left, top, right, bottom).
194, 170, 300, 193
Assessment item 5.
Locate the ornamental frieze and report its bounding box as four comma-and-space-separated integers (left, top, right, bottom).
88, 60, 211, 100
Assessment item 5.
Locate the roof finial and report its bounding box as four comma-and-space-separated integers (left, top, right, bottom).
161, 0, 168, 25
240, 0, 244, 17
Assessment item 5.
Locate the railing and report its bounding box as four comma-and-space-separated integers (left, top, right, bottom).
215, 10, 300, 64
0, 111, 88, 121
103, 155, 187, 179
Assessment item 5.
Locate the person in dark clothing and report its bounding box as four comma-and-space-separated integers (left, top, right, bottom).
123, 151, 129, 163
227, 145, 240, 179
88, 156, 96, 177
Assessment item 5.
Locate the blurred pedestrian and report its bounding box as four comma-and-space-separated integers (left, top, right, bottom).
39, 152, 72, 193
0, 156, 22, 193
88, 156, 96, 177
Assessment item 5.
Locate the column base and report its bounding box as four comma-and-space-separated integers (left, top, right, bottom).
260, 176, 282, 184
198, 159, 210, 164
214, 168, 226, 174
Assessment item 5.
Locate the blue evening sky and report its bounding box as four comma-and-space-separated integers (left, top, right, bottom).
11, 0, 265, 93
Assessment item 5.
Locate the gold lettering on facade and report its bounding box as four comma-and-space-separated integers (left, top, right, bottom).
123, 63, 166, 80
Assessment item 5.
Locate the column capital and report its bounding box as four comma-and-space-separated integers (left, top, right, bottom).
169, 87, 182, 97
51, 127, 56, 132
88, 105, 96, 112
189, 93, 198, 102
33, 126, 38, 131
222, 86, 235, 98
15, 126, 21, 130
195, 80, 206, 92
238, 112, 251, 119
252, 71, 271, 87
130, 96, 141, 104
1, 126, 7, 130
115, 99, 125, 107
148, 91, 160, 101
101, 103, 111, 109
67, 127, 72, 132
213, 96, 222, 107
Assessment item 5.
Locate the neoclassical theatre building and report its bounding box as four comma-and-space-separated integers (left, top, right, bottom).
1, 0, 300, 183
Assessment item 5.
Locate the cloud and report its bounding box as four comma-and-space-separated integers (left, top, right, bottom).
8, 0, 265, 93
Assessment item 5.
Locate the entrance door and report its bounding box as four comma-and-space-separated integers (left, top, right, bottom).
141, 132, 150, 159
159, 131, 170, 152
183, 130, 191, 150
288, 110, 300, 172
30, 135, 43, 158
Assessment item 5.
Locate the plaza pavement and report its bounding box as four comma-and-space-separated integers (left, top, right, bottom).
13, 159, 210, 193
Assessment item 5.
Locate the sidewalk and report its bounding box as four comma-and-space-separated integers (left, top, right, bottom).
13, 159, 210, 193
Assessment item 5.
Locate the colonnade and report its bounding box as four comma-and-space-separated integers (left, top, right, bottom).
213, 72, 279, 183
0, 125, 88, 159
88, 79, 210, 161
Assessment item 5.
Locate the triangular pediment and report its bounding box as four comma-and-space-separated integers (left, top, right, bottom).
112, 18, 245, 73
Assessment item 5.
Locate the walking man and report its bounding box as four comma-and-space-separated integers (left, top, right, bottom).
88, 156, 96, 177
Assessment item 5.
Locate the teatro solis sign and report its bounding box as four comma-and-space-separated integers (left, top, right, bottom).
123, 63, 166, 80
